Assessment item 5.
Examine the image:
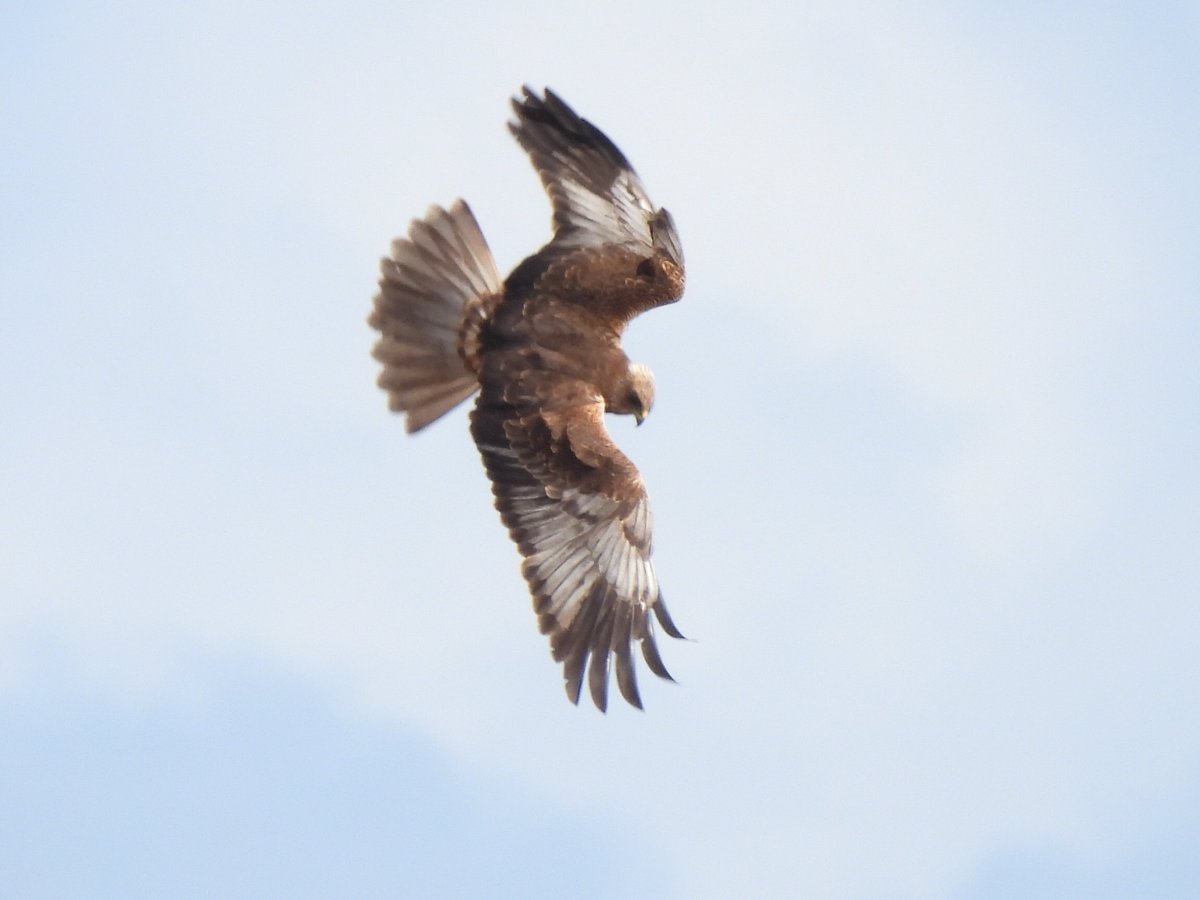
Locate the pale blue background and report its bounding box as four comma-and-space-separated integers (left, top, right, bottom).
3, 2, 1198, 897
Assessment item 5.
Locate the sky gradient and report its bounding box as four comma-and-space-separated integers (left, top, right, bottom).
3, 2, 1199, 897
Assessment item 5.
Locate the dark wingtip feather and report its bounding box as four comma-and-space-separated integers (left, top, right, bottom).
651, 593, 686, 640
588, 654, 609, 713
614, 645, 643, 709
510, 85, 544, 124
541, 88, 573, 122
640, 632, 675, 683
556, 581, 608, 706
508, 85, 630, 173
563, 652, 586, 705
587, 606, 617, 712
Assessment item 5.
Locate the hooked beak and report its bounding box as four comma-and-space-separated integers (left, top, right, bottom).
635, 410, 647, 427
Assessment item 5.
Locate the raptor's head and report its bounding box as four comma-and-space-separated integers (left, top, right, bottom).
612, 362, 656, 426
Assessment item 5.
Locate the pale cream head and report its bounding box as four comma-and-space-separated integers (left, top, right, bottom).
622, 362, 656, 425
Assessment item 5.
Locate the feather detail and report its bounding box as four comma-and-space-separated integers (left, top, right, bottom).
369, 201, 502, 432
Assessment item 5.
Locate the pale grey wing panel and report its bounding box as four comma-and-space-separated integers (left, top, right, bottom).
509, 87, 665, 256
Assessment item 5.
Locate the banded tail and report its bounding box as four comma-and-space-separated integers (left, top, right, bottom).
369, 200, 502, 433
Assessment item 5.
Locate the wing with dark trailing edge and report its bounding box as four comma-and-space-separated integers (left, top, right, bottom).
509, 87, 684, 272
470, 383, 684, 711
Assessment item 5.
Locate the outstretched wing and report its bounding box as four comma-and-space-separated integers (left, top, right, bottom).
509, 86, 684, 273
470, 374, 684, 711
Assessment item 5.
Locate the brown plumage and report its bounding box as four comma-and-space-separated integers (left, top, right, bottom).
368, 87, 686, 711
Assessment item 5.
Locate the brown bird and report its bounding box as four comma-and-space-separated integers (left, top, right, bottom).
368, 87, 686, 711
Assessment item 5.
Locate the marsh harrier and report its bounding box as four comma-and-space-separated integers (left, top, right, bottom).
369, 87, 686, 710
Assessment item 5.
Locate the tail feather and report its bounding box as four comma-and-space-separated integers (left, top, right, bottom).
369, 200, 501, 433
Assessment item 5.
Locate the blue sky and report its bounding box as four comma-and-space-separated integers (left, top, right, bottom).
2, 2, 1198, 898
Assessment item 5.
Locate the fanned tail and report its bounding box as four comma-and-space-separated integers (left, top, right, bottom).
369, 200, 502, 433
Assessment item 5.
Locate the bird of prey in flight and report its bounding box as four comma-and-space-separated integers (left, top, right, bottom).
369, 87, 686, 711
